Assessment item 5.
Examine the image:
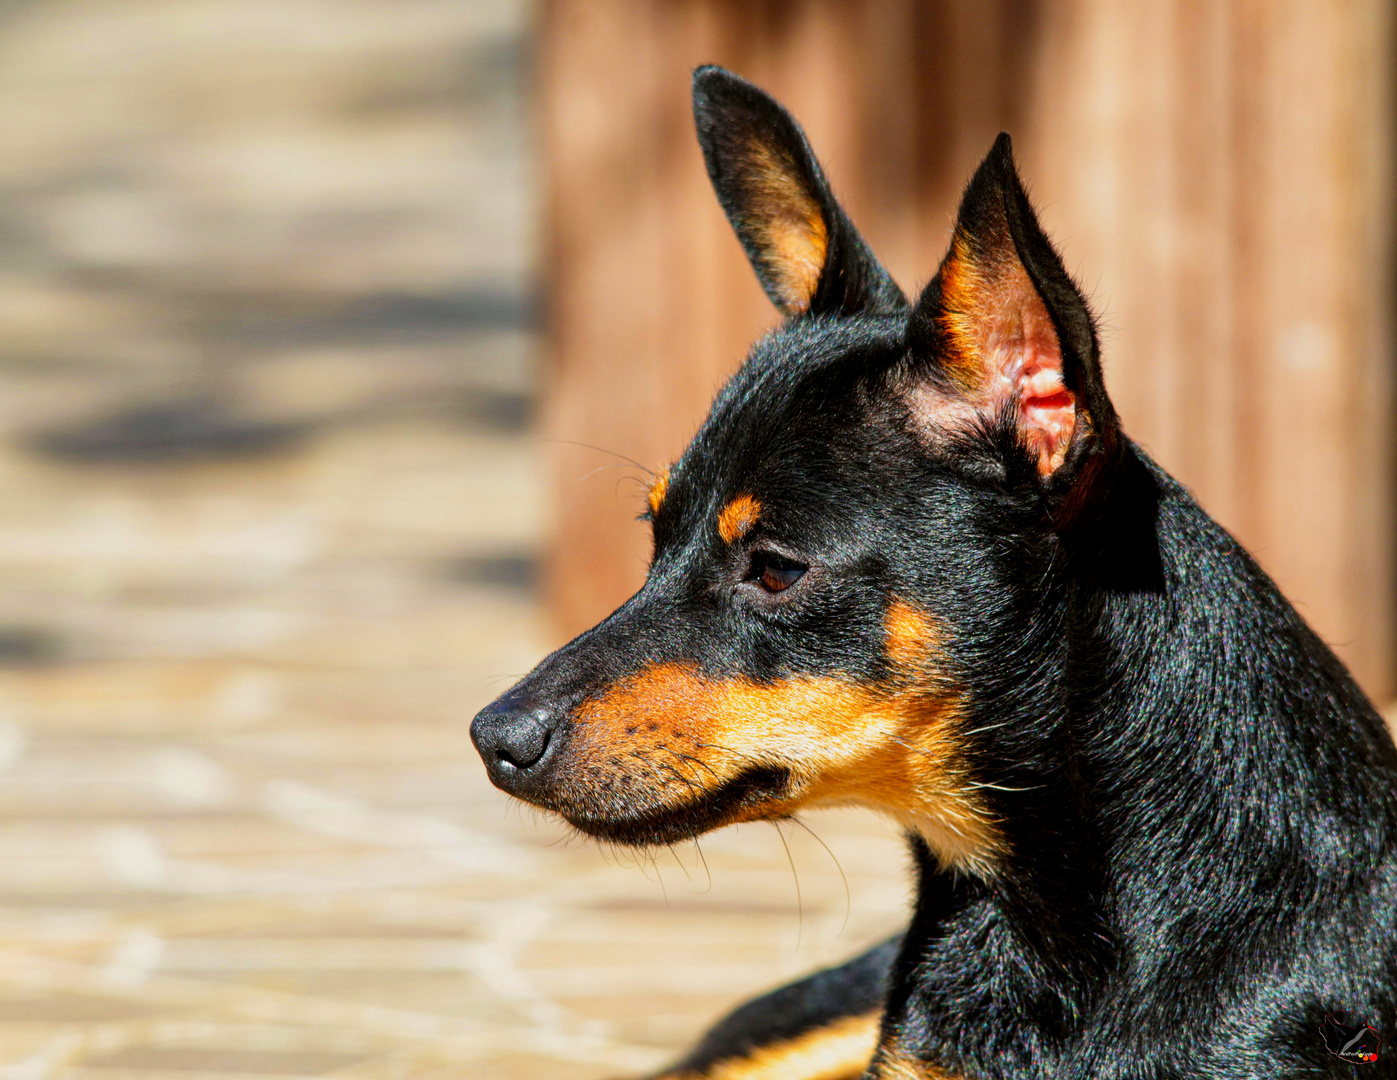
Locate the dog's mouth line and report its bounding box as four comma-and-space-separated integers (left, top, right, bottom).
557, 763, 793, 845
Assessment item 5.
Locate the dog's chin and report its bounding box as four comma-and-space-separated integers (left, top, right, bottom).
556, 765, 793, 847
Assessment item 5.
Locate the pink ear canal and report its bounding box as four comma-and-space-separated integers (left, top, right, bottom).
1014, 309, 1076, 475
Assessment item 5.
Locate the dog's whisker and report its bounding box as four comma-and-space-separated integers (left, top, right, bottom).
692, 738, 763, 767
653, 759, 699, 794
886, 734, 934, 759
634, 846, 666, 899
887, 735, 1041, 792
690, 834, 713, 894
771, 819, 803, 950
543, 437, 657, 478
957, 720, 1014, 738
480, 673, 527, 688
571, 460, 646, 486
790, 815, 850, 937
651, 748, 704, 782
667, 748, 722, 782
958, 780, 1045, 793
665, 842, 693, 883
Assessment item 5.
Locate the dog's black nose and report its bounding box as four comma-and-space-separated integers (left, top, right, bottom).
471, 693, 559, 788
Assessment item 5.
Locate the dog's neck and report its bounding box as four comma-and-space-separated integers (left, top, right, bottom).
885, 441, 1397, 1067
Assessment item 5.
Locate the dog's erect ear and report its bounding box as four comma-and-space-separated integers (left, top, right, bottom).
907, 134, 1118, 487
693, 66, 906, 318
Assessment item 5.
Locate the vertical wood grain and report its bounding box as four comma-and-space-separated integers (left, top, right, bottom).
541, 0, 1394, 698
1027, 0, 1393, 695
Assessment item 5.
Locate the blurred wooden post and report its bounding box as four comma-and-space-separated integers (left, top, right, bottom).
541, 0, 1395, 700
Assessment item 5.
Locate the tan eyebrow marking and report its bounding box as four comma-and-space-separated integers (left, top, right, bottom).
647, 469, 670, 516
717, 494, 761, 543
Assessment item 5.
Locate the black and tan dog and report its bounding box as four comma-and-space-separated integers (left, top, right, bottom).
472, 66, 1397, 1079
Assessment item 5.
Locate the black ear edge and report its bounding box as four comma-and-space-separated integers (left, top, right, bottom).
811, 203, 910, 318
991, 137, 1099, 378
691, 66, 824, 189
691, 65, 908, 318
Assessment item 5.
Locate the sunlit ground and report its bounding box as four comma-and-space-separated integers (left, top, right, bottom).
0, 410, 908, 1079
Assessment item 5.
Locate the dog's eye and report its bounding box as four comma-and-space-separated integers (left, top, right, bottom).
747, 551, 806, 593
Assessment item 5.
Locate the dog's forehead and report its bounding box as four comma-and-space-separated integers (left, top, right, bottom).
660, 316, 907, 523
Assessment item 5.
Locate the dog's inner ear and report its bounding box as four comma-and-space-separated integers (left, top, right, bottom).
721, 138, 827, 315
935, 230, 1074, 475
693, 66, 905, 319
908, 134, 1108, 479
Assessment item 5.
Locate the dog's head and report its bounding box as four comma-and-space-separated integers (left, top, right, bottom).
472, 67, 1121, 876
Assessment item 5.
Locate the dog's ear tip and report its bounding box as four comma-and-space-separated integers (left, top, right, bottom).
691, 65, 749, 106
980, 133, 1021, 187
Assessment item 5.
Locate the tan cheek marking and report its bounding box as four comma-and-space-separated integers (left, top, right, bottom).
666, 1010, 880, 1080
648, 469, 670, 516
717, 494, 761, 543
884, 600, 942, 670
572, 658, 1002, 875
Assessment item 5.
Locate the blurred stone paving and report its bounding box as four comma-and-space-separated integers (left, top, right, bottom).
0, 3, 911, 1079
0, 418, 909, 1080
